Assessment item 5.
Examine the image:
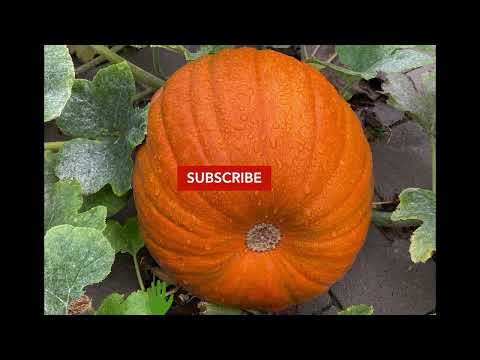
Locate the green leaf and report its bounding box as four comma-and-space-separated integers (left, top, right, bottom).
336, 45, 434, 80
44, 180, 107, 234
306, 59, 364, 100
122, 290, 152, 314
103, 217, 144, 256
95, 292, 150, 315
95, 281, 173, 315
391, 188, 436, 263
197, 302, 247, 315
44, 224, 115, 315
55, 62, 148, 196
382, 70, 436, 140
95, 293, 125, 315
81, 186, 129, 218
147, 279, 174, 315
152, 45, 233, 61
307, 58, 364, 77
44, 45, 75, 122
45, 151, 126, 219
44, 150, 58, 203
338, 304, 374, 315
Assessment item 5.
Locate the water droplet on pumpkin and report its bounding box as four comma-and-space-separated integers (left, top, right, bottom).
233, 119, 246, 130
269, 137, 277, 149
205, 244, 211, 251
304, 184, 311, 195
257, 199, 262, 206
273, 207, 279, 215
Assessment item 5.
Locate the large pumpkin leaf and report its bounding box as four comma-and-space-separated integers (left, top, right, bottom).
338, 304, 374, 315
335, 45, 434, 80
45, 150, 125, 219
81, 186, 129, 218
391, 188, 436, 263
103, 217, 143, 256
44, 224, 115, 315
55, 62, 148, 196
382, 70, 436, 140
44, 45, 75, 122
44, 180, 107, 234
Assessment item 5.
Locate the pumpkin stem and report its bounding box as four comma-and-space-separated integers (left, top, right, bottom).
245, 223, 281, 252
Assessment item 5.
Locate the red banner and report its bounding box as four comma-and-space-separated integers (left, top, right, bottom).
177, 166, 272, 191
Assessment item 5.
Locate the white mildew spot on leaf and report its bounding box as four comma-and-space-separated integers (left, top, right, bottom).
54, 62, 148, 196
391, 188, 436, 263
45, 150, 126, 219
336, 45, 434, 80
382, 70, 436, 140
44, 225, 115, 315
44, 45, 75, 122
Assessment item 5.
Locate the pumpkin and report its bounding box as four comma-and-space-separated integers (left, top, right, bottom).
133, 47, 373, 311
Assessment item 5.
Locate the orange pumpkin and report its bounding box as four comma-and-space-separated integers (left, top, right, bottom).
133, 47, 373, 311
